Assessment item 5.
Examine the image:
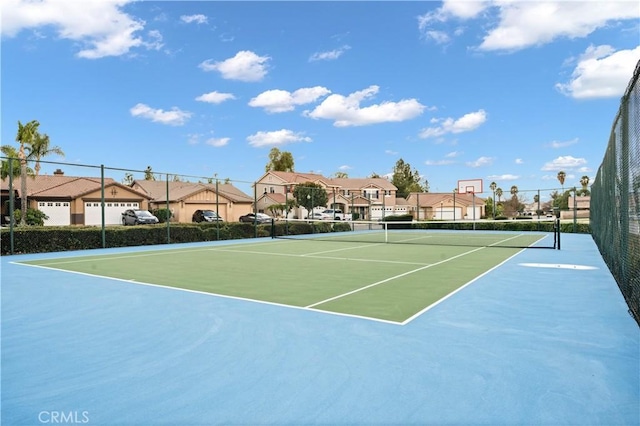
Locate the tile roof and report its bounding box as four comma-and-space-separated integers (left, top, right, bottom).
132, 180, 253, 203
1, 175, 149, 199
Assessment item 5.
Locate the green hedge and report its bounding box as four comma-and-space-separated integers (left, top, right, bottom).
0, 222, 273, 255
0, 220, 591, 255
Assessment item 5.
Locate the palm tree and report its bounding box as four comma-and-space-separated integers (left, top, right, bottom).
495, 187, 503, 203
510, 185, 518, 199
15, 120, 40, 225
30, 132, 64, 176
489, 181, 497, 219
557, 170, 566, 192
580, 175, 590, 195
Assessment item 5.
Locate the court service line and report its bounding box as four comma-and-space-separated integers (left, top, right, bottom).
14, 262, 404, 326
306, 233, 527, 309
401, 247, 527, 325
305, 246, 486, 308
301, 243, 384, 257
208, 248, 428, 266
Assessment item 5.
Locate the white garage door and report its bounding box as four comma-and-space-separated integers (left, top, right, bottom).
434, 207, 462, 220
38, 201, 71, 226
85, 201, 139, 226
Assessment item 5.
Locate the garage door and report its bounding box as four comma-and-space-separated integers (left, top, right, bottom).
85, 201, 139, 226
38, 201, 71, 226
434, 207, 462, 220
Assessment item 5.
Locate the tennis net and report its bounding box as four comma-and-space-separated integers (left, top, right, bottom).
272, 218, 560, 249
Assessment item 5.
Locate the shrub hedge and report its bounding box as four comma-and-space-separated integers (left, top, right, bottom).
0, 220, 591, 255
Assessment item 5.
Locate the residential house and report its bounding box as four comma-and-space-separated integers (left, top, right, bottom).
0, 169, 152, 226
563, 195, 590, 219
254, 171, 401, 220
130, 180, 254, 223
405, 192, 486, 220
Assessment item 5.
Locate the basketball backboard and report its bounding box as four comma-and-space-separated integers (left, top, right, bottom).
457, 179, 483, 194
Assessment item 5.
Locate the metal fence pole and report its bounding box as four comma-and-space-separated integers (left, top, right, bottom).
166, 174, 170, 244
101, 165, 106, 248
9, 158, 15, 254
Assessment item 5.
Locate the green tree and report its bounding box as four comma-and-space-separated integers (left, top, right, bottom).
489, 181, 497, 218
369, 172, 382, 178
265, 147, 295, 172
30, 132, 64, 176
292, 182, 328, 215
333, 171, 349, 178
495, 187, 503, 202
391, 158, 426, 198
579, 175, 590, 196
122, 173, 134, 185
510, 185, 519, 199
1, 146, 34, 180
15, 120, 40, 225
557, 170, 566, 192
144, 166, 156, 181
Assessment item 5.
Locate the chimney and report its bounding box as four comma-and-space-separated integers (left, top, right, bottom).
53, 169, 64, 176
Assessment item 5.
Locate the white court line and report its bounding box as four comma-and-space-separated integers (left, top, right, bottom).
306, 246, 486, 308
208, 248, 429, 266
306, 233, 527, 309
13, 262, 403, 326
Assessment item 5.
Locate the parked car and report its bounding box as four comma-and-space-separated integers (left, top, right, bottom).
121, 209, 159, 225
192, 209, 223, 223
239, 212, 272, 224
307, 212, 325, 220
320, 209, 349, 220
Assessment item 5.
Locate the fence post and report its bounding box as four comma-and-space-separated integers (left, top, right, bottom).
101, 165, 106, 248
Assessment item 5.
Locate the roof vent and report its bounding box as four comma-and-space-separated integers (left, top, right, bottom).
53, 169, 64, 176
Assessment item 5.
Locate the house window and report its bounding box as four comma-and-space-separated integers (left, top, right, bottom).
270, 187, 275, 193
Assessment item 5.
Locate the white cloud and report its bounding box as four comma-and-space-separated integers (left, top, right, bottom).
247, 129, 312, 147
417, 1, 639, 53
249, 87, 331, 113
205, 137, 230, 147
478, 2, 639, 52
195, 91, 236, 104
304, 85, 425, 127
419, 109, 487, 138
547, 138, 579, 149
181, 14, 208, 25
445, 151, 463, 158
541, 156, 588, 171
309, 45, 351, 62
199, 50, 270, 82
425, 160, 454, 166
466, 156, 494, 168
515, 159, 523, 165
487, 174, 520, 181
556, 45, 640, 99
130, 103, 191, 126
338, 165, 352, 171
0, 0, 158, 59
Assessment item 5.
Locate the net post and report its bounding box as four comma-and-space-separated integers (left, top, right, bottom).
555, 218, 561, 250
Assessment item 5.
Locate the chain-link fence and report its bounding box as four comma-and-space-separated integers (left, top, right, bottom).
590, 59, 640, 327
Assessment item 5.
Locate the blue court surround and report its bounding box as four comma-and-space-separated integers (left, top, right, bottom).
2, 234, 638, 425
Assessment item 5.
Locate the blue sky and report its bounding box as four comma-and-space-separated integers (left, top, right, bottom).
2, 1, 639, 200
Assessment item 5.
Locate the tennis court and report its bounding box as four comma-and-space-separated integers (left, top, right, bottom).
2, 231, 639, 425
17, 225, 556, 324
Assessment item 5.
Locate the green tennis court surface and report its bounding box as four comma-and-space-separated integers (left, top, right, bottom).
20, 237, 538, 323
